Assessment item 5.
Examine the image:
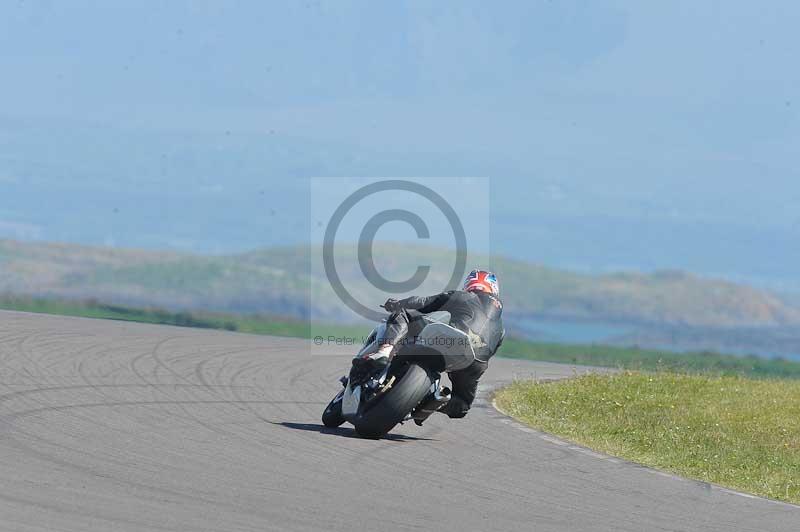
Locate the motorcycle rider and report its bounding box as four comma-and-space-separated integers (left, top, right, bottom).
364, 269, 505, 419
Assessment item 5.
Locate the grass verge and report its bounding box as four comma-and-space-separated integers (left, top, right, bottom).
3, 294, 800, 378
495, 372, 800, 504
0, 295, 365, 341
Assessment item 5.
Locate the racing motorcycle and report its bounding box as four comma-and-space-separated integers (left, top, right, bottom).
321, 311, 475, 439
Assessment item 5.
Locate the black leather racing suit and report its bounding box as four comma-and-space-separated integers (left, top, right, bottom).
380, 290, 505, 418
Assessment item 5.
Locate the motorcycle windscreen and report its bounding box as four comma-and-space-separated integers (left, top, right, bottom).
417, 323, 476, 372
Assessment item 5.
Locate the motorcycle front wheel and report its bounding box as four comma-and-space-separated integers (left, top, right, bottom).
321, 390, 345, 427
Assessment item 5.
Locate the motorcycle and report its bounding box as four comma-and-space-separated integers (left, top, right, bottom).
321, 310, 475, 439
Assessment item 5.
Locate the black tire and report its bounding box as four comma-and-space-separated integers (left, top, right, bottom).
353, 363, 433, 439
321, 391, 345, 428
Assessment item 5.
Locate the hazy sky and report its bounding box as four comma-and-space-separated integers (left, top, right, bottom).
1, 2, 798, 285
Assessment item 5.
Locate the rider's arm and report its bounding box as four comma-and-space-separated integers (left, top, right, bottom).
395, 291, 453, 313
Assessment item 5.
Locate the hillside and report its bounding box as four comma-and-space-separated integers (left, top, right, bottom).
1, 238, 798, 328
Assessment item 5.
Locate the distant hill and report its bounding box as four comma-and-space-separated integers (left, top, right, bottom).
1, 238, 799, 329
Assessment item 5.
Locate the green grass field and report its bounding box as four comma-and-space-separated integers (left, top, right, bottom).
495, 372, 800, 504
4, 238, 800, 330
3, 294, 800, 379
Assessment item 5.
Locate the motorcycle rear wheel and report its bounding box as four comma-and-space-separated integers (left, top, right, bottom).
354, 363, 433, 439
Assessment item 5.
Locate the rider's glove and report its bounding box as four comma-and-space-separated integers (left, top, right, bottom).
383, 298, 401, 312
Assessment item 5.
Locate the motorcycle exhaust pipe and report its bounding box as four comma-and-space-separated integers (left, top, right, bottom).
412, 387, 451, 426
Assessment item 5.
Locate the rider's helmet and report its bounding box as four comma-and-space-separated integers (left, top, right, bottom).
463, 269, 500, 297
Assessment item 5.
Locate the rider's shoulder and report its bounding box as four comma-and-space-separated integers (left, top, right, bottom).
457, 289, 500, 302
473, 290, 503, 311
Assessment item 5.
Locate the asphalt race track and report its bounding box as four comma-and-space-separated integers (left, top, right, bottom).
1, 311, 797, 531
